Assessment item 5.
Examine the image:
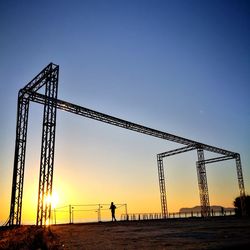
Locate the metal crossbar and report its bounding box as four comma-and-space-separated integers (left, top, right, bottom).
28, 91, 235, 156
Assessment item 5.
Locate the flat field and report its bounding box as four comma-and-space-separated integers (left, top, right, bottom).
0, 217, 250, 249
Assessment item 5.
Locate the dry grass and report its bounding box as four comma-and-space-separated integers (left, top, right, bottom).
0, 225, 60, 250
0, 217, 250, 249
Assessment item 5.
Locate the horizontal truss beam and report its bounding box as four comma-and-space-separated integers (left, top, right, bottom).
27, 91, 236, 157
198, 155, 235, 165
157, 145, 196, 158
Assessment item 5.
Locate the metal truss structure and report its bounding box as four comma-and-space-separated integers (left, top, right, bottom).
36, 67, 58, 226
8, 63, 247, 226
196, 148, 210, 217
9, 63, 59, 226
157, 145, 196, 218
157, 155, 167, 218
157, 147, 246, 218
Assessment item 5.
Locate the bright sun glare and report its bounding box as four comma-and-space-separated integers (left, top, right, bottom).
45, 191, 59, 209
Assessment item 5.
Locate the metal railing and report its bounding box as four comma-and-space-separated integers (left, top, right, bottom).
121, 210, 235, 221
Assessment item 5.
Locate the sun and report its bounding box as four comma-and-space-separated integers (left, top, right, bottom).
45, 191, 59, 209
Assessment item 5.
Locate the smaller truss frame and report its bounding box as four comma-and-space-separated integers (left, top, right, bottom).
157, 145, 196, 218
157, 148, 246, 217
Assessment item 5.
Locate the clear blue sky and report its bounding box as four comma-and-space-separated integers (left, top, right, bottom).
0, 0, 249, 223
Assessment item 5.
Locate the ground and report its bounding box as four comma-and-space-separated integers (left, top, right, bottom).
0, 217, 250, 249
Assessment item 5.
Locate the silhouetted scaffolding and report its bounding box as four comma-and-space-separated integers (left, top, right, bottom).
8, 63, 246, 226
157, 148, 245, 218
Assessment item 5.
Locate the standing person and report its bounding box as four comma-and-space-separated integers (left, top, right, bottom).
110, 202, 116, 221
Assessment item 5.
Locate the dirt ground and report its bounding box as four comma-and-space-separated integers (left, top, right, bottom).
1, 216, 250, 249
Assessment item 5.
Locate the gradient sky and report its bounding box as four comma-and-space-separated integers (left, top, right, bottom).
0, 0, 249, 224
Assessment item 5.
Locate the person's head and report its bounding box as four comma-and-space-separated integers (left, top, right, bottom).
111, 202, 113, 205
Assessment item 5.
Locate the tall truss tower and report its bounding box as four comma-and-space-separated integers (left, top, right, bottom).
9, 63, 59, 226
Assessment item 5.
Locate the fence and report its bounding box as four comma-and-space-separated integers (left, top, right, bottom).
51, 203, 127, 224
51, 204, 235, 224
121, 213, 164, 221
121, 209, 235, 221
168, 209, 235, 218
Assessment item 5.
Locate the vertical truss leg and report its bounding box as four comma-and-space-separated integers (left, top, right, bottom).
37, 68, 58, 225
196, 149, 210, 217
157, 155, 168, 218
9, 96, 29, 226
235, 154, 246, 216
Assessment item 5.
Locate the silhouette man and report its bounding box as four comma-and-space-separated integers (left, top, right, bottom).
110, 202, 116, 221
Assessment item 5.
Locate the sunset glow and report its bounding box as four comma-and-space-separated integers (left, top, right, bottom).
0, 0, 249, 225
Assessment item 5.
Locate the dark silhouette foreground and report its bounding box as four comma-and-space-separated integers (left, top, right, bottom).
110, 202, 116, 221
1, 217, 250, 249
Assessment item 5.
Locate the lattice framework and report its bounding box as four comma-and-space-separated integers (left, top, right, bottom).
8, 63, 247, 225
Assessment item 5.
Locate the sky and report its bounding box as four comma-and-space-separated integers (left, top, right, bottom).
0, 0, 249, 224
